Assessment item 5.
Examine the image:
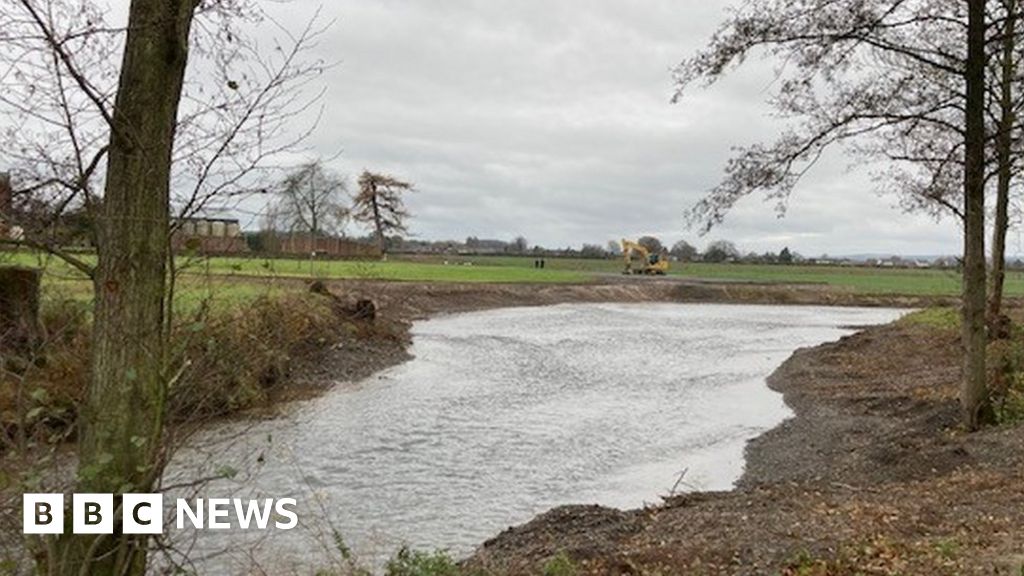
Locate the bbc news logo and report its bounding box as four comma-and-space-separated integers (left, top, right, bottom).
24, 494, 298, 534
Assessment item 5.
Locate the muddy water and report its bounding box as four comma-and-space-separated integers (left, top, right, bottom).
164, 303, 904, 574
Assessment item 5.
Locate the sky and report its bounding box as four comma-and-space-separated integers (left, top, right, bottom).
144, 1, 985, 256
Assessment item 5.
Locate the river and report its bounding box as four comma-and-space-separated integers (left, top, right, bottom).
162, 303, 904, 574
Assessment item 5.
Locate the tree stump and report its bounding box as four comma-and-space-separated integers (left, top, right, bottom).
0, 266, 42, 351
350, 299, 376, 321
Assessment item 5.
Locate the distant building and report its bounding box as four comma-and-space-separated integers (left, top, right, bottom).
172, 216, 248, 254
265, 233, 380, 259
460, 237, 511, 255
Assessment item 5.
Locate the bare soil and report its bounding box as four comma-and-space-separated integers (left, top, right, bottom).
312, 276, 957, 317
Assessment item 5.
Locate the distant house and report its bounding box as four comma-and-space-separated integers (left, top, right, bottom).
172, 216, 248, 254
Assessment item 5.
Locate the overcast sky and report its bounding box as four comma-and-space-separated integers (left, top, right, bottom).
184, 2, 1000, 255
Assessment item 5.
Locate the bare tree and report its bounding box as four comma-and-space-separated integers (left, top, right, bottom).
0, 0, 329, 572
637, 235, 663, 254
670, 239, 698, 262
704, 240, 739, 263
580, 243, 608, 258
963, 0, 991, 428
989, 0, 1019, 323
1, 0, 327, 324
353, 171, 413, 255
673, 0, 996, 429
273, 160, 349, 237
55, 1, 197, 574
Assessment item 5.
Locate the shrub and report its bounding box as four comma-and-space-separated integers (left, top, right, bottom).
167, 292, 347, 419
384, 547, 460, 576
1, 289, 365, 448
988, 336, 1024, 424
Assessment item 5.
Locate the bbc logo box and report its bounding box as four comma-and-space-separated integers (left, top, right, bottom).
24, 494, 298, 534
24, 494, 163, 535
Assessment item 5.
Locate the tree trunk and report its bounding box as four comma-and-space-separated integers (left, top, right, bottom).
0, 266, 41, 351
0, 172, 11, 238
962, 0, 991, 431
369, 182, 386, 255
54, 1, 197, 574
990, 0, 1017, 325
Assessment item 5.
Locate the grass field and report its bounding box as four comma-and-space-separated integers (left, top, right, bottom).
4, 249, 1021, 304
390, 254, 1020, 297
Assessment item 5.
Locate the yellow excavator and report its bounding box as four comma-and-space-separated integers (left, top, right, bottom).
621, 238, 669, 275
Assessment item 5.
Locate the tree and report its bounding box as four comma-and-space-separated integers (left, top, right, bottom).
0, 0, 327, 572
778, 247, 794, 265
674, 0, 994, 429
513, 236, 528, 253
637, 235, 664, 254
670, 239, 698, 261
606, 239, 623, 255
580, 243, 608, 258
962, 0, 991, 428
353, 171, 413, 255
273, 161, 349, 237
989, 0, 1019, 323
2, 1, 324, 263
704, 240, 739, 263
60, 1, 196, 574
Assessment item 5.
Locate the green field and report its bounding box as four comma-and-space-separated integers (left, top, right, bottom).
3, 250, 1019, 304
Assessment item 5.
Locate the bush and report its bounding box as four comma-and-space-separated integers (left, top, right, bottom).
167, 292, 348, 419
384, 547, 460, 576
988, 336, 1024, 424
1, 290, 363, 447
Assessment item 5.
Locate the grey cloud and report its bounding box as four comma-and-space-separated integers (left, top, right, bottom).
172, 1, 970, 254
